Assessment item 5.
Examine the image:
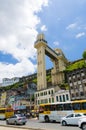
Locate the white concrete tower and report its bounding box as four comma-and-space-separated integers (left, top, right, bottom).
34, 34, 47, 91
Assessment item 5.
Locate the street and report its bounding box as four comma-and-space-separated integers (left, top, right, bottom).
0, 118, 80, 130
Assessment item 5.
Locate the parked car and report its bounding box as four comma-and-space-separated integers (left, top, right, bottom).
6, 114, 27, 125
61, 113, 86, 126
78, 117, 86, 130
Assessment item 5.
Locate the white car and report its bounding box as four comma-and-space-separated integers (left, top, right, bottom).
78, 117, 86, 130
6, 114, 27, 125
61, 113, 86, 126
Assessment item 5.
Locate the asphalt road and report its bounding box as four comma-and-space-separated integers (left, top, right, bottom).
0, 118, 81, 130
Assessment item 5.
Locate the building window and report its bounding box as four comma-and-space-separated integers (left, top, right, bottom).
52, 98, 54, 103
44, 92, 46, 95
56, 96, 58, 102
59, 95, 62, 102
66, 94, 69, 100
71, 93, 74, 98
40, 92, 43, 96
80, 91, 84, 96
45, 99, 48, 103
48, 90, 50, 95
82, 76, 85, 79
49, 98, 51, 103
69, 80, 72, 83
51, 90, 53, 94
70, 86, 73, 89
78, 77, 80, 81
63, 95, 65, 102
46, 91, 47, 95
76, 92, 79, 97
69, 77, 71, 80
38, 100, 40, 104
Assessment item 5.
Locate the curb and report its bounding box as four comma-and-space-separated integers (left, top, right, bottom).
0, 124, 44, 130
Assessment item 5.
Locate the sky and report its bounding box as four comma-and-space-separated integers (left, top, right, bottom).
0, 0, 86, 83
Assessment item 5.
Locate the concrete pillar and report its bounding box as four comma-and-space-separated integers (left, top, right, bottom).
34, 34, 47, 90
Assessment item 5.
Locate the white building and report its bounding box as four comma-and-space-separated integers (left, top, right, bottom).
35, 88, 71, 106
55, 90, 70, 102
35, 88, 55, 106
2, 77, 19, 87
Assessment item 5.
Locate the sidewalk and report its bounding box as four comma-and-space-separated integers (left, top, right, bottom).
0, 125, 43, 130
0, 126, 26, 130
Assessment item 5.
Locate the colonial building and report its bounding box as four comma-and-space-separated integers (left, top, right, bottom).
35, 89, 70, 106
35, 87, 55, 105
55, 90, 70, 102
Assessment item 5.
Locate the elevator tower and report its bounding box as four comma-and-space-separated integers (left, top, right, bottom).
34, 34, 68, 91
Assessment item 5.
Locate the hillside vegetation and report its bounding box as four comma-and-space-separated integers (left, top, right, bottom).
66, 59, 86, 72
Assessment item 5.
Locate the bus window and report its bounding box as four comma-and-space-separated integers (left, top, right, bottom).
72, 103, 81, 110
64, 103, 72, 110
82, 102, 86, 110
56, 104, 64, 110
45, 105, 50, 111
6, 109, 13, 112
0, 110, 5, 113
39, 106, 44, 113
50, 105, 56, 111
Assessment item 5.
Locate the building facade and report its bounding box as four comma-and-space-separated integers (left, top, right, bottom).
66, 67, 86, 100
35, 87, 55, 106
55, 90, 70, 102
35, 89, 70, 106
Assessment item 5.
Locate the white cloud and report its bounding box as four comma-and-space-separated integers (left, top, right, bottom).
53, 41, 60, 46
0, 0, 49, 83
66, 23, 77, 30
0, 59, 37, 83
41, 25, 47, 31
75, 32, 85, 38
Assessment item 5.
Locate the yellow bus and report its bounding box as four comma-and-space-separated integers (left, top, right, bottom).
0, 107, 14, 119
72, 99, 86, 113
39, 101, 73, 122
39, 100, 86, 122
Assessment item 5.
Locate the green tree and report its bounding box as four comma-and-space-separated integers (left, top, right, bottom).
83, 50, 86, 59
82, 50, 86, 63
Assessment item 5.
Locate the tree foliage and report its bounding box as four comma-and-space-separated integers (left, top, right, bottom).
82, 50, 86, 59
65, 59, 86, 72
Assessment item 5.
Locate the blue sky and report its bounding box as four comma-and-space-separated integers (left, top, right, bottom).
0, 0, 86, 83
